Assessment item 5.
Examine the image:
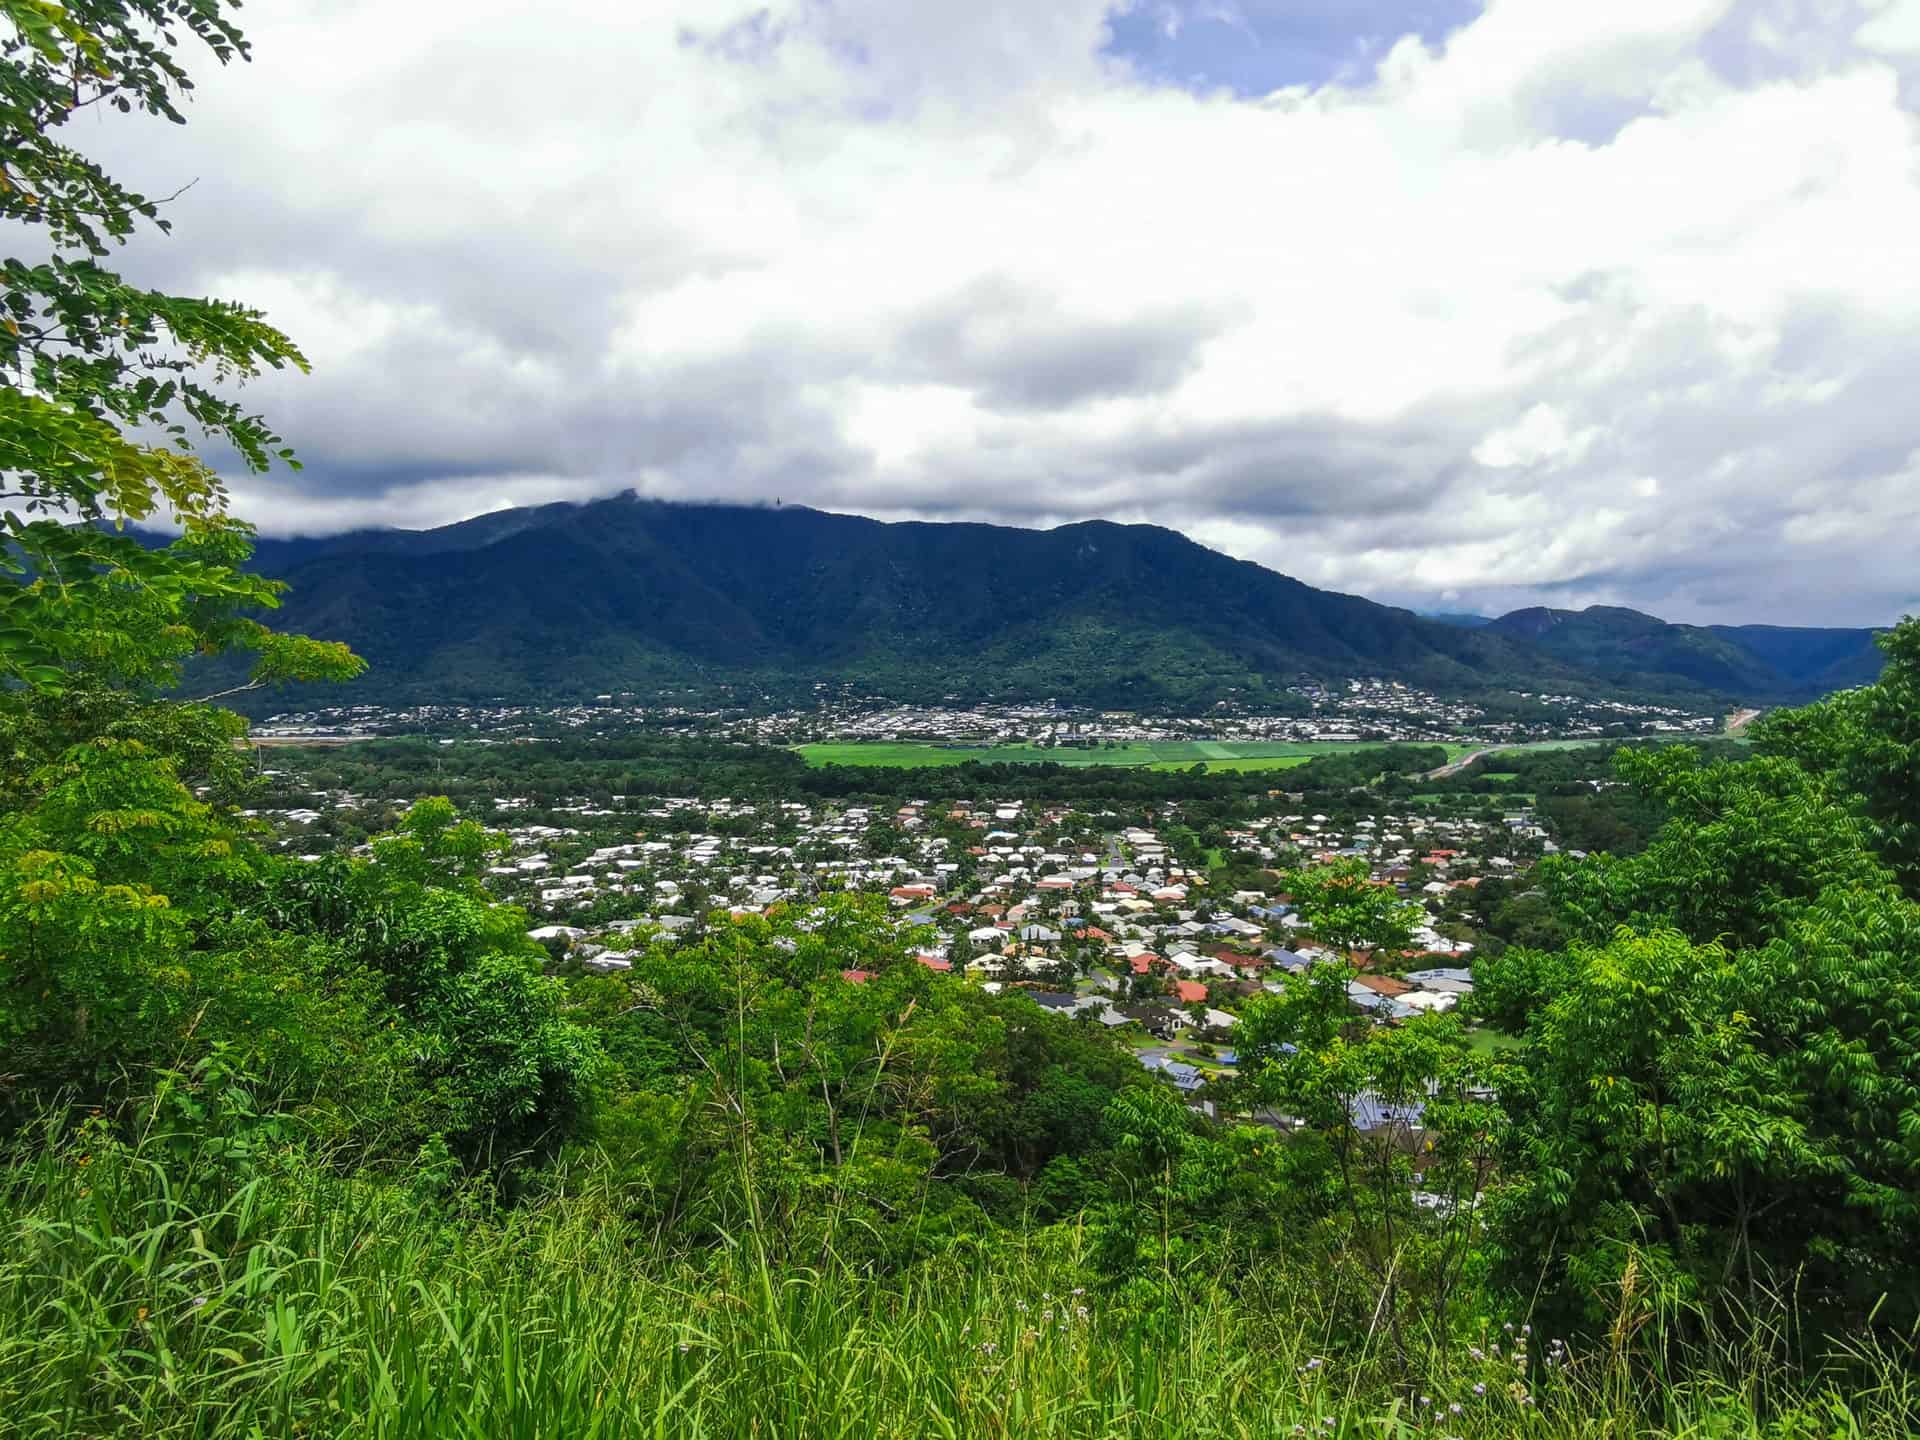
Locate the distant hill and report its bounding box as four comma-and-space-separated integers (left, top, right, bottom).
233, 496, 1586, 708
1419, 611, 1494, 629
1482, 605, 1884, 699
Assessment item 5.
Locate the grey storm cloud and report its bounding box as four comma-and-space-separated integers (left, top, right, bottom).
58, 0, 1920, 628
891, 277, 1236, 411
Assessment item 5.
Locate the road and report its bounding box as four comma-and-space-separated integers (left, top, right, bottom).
1423, 748, 1495, 780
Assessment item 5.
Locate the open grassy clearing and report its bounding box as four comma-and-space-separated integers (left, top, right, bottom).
1466, 1026, 1525, 1056
795, 740, 1479, 769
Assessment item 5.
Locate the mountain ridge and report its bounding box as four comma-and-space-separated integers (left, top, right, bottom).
224, 498, 1885, 708
1481, 603, 1885, 698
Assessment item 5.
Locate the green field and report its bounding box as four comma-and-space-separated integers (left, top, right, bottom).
794, 740, 1478, 770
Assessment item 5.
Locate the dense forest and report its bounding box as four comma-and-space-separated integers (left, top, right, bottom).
2, 6, 1918, 1437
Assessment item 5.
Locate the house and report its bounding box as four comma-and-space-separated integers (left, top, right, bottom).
1173, 979, 1209, 1004
1171, 952, 1235, 979
1026, 991, 1080, 1012
1352, 973, 1413, 999
1142, 1056, 1206, 1093
1350, 1091, 1425, 1133
1347, 980, 1417, 1019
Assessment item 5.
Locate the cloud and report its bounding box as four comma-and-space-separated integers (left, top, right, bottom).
62, 0, 1920, 627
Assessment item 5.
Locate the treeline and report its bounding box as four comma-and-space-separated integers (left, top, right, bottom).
279, 737, 1452, 809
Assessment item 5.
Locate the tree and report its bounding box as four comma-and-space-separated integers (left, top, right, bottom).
250, 798, 605, 1164
1283, 857, 1421, 959
1537, 746, 1890, 950
1756, 616, 1920, 897
1234, 966, 1504, 1366
1487, 916, 1920, 1337
0, 0, 359, 698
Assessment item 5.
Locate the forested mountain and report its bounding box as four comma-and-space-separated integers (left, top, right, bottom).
233, 499, 1888, 706
1484, 604, 1885, 699
238, 496, 1581, 706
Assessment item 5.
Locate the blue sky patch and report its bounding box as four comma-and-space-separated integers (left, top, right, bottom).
1104, 0, 1485, 95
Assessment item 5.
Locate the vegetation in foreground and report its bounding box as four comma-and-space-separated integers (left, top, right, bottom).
5, 1086, 1915, 1440
3, 4, 1919, 1438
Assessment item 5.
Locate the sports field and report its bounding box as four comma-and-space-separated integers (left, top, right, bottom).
793, 740, 1479, 770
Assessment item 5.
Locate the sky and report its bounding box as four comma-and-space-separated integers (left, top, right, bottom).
77, 0, 1920, 626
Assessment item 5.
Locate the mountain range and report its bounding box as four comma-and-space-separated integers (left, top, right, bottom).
1480, 605, 1886, 698
227, 496, 1885, 709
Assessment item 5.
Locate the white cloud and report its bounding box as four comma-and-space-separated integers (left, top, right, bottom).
1858, 0, 1920, 55
78, 0, 1920, 626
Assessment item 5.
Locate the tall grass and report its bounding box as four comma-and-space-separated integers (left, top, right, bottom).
0, 1115, 1911, 1439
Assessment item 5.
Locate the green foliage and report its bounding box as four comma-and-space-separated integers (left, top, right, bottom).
9, 1092, 1911, 1439
1489, 917, 1920, 1335
562, 894, 1148, 1264
246, 799, 603, 1162
1482, 666, 1920, 1336
1757, 616, 1920, 896
1282, 856, 1423, 957
0, 0, 359, 697
1537, 746, 1891, 949
1235, 966, 1505, 1364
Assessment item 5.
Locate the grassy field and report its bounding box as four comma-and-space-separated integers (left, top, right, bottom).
7, 1120, 1912, 1440
795, 740, 1478, 770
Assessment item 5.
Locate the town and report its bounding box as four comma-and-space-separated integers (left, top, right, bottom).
249, 730, 1599, 1110
252, 680, 1723, 750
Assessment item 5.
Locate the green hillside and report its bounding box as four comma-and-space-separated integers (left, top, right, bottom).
1485, 604, 1885, 699
234, 498, 1583, 708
